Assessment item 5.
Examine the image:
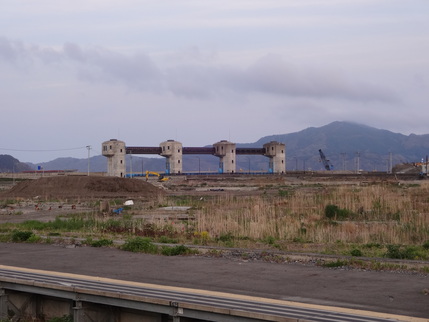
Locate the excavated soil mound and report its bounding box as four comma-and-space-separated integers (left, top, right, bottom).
0, 176, 163, 199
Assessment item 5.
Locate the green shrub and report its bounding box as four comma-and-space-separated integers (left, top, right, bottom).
402, 246, 425, 260
363, 242, 382, 249
278, 189, 289, 197
423, 240, 429, 250
20, 220, 46, 230
384, 244, 403, 259
12, 231, 34, 242
161, 245, 190, 256
19, 217, 89, 231
217, 233, 235, 247
350, 249, 363, 257
27, 234, 42, 243
121, 237, 158, 254
264, 236, 276, 245
158, 236, 178, 244
218, 232, 234, 242
384, 244, 426, 260
90, 239, 113, 247
48, 315, 73, 322
324, 204, 352, 220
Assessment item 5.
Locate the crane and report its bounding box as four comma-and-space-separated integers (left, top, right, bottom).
319, 149, 333, 171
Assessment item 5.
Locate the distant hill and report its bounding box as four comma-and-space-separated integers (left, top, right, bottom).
246, 121, 429, 171
26, 155, 167, 173
4, 122, 429, 173
0, 155, 33, 172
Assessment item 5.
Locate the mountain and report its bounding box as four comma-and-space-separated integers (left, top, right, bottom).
5, 122, 429, 173
247, 121, 429, 171
0, 155, 33, 172
26, 155, 168, 173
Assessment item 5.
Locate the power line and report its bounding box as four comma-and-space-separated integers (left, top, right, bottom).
0, 146, 87, 152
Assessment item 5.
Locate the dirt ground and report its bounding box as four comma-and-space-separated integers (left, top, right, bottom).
0, 242, 428, 319
0, 175, 428, 319
0, 175, 163, 199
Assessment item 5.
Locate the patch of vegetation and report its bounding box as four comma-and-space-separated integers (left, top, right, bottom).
193, 231, 210, 245
0, 199, 19, 208
17, 217, 92, 232
324, 204, 353, 220
264, 236, 276, 245
216, 232, 235, 247
158, 236, 179, 244
89, 238, 114, 247
47, 315, 73, 322
121, 237, 158, 254
278, 189, 290, 197
27, 234, 42, 243
350, 248, 363, 257
11, 230, 34, 242
384, 244, 427, 260
363, 242, 382, 249
161, 245, 192, 256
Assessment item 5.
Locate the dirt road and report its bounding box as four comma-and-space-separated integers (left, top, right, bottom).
1, 242, 428, 319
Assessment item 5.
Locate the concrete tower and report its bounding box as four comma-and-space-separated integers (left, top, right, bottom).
263, 141, 286, 173
160, 140, 182, 174
214, 140, 236, 173
102, 139, 126, 177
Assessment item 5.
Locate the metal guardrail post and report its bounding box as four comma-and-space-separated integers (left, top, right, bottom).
0, 288, 8, 319
73, 300, 85, 322
170, 301, 182, 322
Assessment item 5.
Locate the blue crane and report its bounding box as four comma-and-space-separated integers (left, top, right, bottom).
319, 149, 333, 170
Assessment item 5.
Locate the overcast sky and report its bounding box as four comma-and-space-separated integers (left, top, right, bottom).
1, 0, 428, 163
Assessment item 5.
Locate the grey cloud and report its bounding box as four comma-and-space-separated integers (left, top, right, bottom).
165, 64, 226, 99
240, 54, 396, 102
0, 37, 28, 62
64, 42, 86, 62
0, 37, 396, 102
63, 44, 163, 90
165, 55, 395, 103
0, 37, 61, 64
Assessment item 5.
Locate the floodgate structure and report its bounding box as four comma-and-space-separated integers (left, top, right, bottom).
102, 139, 286, 177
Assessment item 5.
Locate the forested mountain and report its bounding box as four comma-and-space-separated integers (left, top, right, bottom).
0, 155, 33, 173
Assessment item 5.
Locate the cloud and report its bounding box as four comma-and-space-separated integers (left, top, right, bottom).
67, 46, 163, 91
0, 37, 27, 62
0, 37, 396, 102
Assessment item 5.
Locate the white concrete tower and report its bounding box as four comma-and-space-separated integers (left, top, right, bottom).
214, 140, 236, 173
160, 140, 183, 174
263, 141, 286, 173
102, 139, 126, 177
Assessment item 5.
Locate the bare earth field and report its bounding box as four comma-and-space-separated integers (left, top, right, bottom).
0, 174, 428, 319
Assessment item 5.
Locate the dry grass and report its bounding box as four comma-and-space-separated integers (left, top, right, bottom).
189, 182, 429, 246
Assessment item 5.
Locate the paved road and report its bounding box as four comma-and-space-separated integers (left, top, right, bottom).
0, 243, 428, 319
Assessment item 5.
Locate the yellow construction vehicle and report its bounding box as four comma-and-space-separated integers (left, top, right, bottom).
145, 171, 169, 182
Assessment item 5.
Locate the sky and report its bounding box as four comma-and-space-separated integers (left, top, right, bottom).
1, 0, 429, 163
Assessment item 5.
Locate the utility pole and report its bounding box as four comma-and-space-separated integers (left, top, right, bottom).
389, 152, 393, 174
86, 146, 91, 176
355, 152, 360, 174
196, 156, 201, 174
340, 153, 346, 171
